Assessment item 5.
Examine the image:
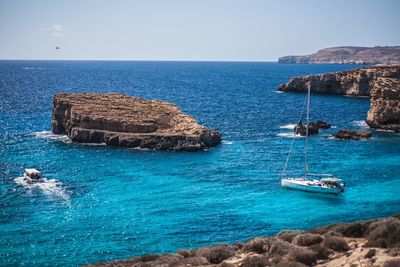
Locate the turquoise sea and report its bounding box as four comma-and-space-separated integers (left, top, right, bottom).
1, 61, 399, 266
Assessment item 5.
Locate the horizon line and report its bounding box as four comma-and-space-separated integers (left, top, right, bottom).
0, 58, 279, 63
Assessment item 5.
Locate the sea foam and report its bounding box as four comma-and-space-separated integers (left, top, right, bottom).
34, 131, 71, 143
277, 132, 303, 138
279, 124, 296, 130
352, 120, 369, 128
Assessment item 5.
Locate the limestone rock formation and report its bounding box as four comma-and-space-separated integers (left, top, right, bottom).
278, 46, 400, 65
294, 124, 319, 136
52, 93, 221, 151
278, 65, 400, 97
366, 77, 400, 132
294, 120, 331, 136
333, 130, 372, 140
278, 65, 400, 132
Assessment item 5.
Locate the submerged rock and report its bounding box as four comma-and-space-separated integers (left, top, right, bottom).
333, 129, 372, 140
51, 93, 221, 151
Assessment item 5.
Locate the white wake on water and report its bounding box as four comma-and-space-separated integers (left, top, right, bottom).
222, 140, 234, 145
34, 131, 71, 143
14, 176, 70, 201
277, 132, 303, 138
279, 124, 296, 130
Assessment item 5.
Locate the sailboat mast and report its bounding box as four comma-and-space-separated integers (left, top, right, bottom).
304, 84, 311, 177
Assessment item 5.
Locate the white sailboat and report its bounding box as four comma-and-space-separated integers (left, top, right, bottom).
280, 85, 345, 195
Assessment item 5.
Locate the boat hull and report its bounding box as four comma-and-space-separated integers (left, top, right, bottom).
281, 179, 341, 195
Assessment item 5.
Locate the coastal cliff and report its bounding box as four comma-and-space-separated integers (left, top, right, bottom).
278, 46, 400, 65
52, 93, 221, 151
277, 65, 400, 132
366, 77, 400, 132
277, 65, 400, 96
87, 215, 400, 267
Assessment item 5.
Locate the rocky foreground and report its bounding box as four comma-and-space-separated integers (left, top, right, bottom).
278, 46, 400, 65
87, 215, 400, 267
278, 65, 400, 132
52, 93, 221, 151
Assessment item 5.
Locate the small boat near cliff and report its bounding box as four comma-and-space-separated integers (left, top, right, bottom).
280, 85, 345, 195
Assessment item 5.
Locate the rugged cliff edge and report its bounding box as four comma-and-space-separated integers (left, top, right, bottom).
366, 77, 400, 132
278, 46, 400, 65
87, 215, 400, 267
278, 66, 400, 132
52, 93, 221, 151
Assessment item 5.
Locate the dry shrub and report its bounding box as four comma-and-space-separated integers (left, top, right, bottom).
176, 249, 190, 258
383, 258, 400, 267
173, 256, 209, 266
195, 245, 235, 264
273, 262, 308, 267
152, 254, 183, 266
285, 247, 318, 266
365, 218, 400, 248
309, 243, 333, 260
277, 230, 305, 243
140, 254, 160, 262
322, 236, 350, 252
269, 239, 297, 257
241, 255, 270, 267
242, 237, 274, 254
292, 233, 323, 247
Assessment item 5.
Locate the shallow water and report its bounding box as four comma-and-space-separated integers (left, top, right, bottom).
1, 61, 399, 266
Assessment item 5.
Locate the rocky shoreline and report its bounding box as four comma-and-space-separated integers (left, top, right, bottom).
52, 93, 221, 151
87, 214, 400, 267
278, 65, 400, 132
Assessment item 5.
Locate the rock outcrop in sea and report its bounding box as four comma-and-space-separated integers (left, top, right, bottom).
294, 121, 331, 136
52, 93, 221, 151
278, 46, 400, 65
87, 214, 400, 267
333, 129, 372, 140
278, 65, 400, 132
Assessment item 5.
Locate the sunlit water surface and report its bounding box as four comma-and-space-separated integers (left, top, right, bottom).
1, 61, 399, 266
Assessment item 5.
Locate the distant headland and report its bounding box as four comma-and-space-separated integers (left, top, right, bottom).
278, 46, 400, 65
52, 93, 221, 151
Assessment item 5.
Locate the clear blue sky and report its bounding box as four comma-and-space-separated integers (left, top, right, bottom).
1, 0, 399, 61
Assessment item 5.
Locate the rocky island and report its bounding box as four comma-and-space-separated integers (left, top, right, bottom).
278, 46, 400, 65
52, 93, 221, 151
87, 214, 400, 267
278, 65, 400, 132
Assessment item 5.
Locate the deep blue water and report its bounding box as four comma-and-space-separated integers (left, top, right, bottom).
1, 61, 399, 266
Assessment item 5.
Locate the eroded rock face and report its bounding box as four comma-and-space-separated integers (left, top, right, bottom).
278, 65, 400, 97
278, 65, 400, 132
52, 93, 221, 151
366, 77, 400, 132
